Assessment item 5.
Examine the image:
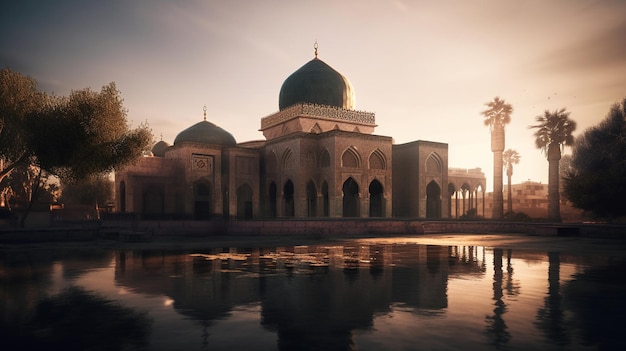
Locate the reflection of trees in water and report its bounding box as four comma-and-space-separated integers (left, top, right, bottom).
561, 260, 626, 349
485, 248, 511, 349
1, 286, 152, 350
535, 251, 569, 346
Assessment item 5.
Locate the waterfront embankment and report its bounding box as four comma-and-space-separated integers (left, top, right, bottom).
1, 218, 624, 244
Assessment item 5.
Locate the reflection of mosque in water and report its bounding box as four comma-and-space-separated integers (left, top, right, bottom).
113, 244, 488, 349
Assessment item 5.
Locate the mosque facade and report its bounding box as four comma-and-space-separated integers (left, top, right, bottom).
115, 50, 485, 220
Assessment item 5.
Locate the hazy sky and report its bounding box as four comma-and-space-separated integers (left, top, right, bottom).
2, 0, 625, 190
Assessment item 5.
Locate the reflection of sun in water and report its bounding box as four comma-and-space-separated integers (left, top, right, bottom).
164, 298, 174, 307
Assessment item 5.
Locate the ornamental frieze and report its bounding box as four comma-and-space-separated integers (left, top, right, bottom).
261, 103, 375, 129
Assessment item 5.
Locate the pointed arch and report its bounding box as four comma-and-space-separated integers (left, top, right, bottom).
369, 179, 384, 217
282, 148, 295, 170
368, 149, 386, 170
342, 177, 360, 217
341, 147, 361, 168
426, 180, 441, 218
283, 179, 294, 217
426, 152, 443, 173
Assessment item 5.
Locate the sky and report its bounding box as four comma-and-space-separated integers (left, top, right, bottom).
2, 0, 625, 191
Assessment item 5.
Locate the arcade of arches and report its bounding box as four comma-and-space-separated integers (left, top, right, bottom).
115, 52, 485, 220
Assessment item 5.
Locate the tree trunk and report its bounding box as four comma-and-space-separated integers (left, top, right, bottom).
491, 124, 505, 220
547, 142, 561, 222
507, 166, 513, 215
19, 167, 43, 228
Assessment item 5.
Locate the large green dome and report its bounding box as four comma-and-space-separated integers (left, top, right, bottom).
174, 120, 236, 146
278, 58, 355, 111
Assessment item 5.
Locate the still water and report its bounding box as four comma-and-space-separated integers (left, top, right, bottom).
1, 236, 625, 350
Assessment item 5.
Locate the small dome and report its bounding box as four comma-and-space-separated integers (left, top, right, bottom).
279, 58, 355, 111
174, 120, 236, 146
151, 140, 170, 157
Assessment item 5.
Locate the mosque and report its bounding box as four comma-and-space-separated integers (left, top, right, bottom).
115, 47, 486, 220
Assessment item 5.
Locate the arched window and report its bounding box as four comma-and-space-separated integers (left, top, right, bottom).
282, 148, 295, 170
369, 149, 386, 170
341, 147, 360, 168
426, 152, 443, 173
342, 177, 360, 217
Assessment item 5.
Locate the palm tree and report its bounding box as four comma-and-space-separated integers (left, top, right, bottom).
530, 108, 576, 222
503, 149, 521, 215
481, 97, 513, 220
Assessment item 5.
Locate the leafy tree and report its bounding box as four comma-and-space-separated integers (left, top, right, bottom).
29, 82, 152, 182
0, 68, 48, 182
530, 108, 576, 222
503, 149, 521, 215
1, 68, 151, 183
563, 98, 626, 220
481, 97, 513, 220
0, 67, 151, 225
60, 174, 114, 207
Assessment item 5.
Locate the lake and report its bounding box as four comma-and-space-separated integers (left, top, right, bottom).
1, 234, 624, 350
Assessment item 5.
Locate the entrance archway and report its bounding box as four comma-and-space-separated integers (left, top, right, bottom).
194, 181, 211, 220
306, 181, 317, 217
426, 180, 441, 218
369, 179, 384, 217
283, 180, 294, 217
236, 184, 253, 219
342, 177, 360, 217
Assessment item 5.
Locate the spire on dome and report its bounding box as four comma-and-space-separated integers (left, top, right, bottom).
203, 105, 207, 121
314, 40, 318, 59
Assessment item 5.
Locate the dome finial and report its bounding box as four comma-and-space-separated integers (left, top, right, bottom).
314, 40, 318, 59
203, 105, 207, 121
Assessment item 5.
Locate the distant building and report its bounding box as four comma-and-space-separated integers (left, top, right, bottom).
448, 168, 487, 218
483, 180, 582, 220
115, 49, 485, 219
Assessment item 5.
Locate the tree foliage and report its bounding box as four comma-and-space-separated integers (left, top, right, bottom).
481, 96, 513, 130
564, 98, 626, 219
60, 175, 114, 207
530, 108, 577, 156
0, 67, 152, 184
0, 68, 48, 179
